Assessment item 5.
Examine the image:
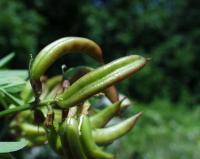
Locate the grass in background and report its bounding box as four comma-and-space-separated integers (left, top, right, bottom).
113, 99, 200, 159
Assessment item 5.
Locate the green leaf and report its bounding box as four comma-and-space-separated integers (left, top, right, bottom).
0, 53, 15, 68
0, 88, 23, 106
0, 140, 28, 153
0, 81, 26, 93
0, 70, 27, 93
0, 70, 28, 81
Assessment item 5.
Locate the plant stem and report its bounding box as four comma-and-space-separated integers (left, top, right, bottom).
0, 104, 29, 118
0, 99, 56, 118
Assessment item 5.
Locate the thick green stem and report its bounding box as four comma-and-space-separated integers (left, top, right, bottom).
0, 105, 29, 118
0, 99, 56, 118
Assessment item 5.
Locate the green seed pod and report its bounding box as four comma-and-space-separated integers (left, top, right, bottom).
65, 117, 88, 159
59, 119, 73, 159
64, 66, 119, 103
31, 37, 103, 81
93, 112, 142, 145
90, 100, 123, 128
20, 123, 46, 137
27, 135, 47, 146
57, 55, 146, 108
79, 115, 114, 159
46, 125, 62, 155
20, 81, 33, 103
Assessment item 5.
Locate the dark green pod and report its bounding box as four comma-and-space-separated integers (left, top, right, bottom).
57, 55, 146, 108
79, 115, 114, 159
90, 100, 123, 128
59, 120, 73, 159
93, 112, 142, 145
46, 125, 62, 155
65, 118, 88, 159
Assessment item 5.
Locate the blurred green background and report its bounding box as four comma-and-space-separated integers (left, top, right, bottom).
0, 0, 199, 158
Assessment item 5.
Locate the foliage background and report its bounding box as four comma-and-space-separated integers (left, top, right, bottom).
0, 0, 199, 159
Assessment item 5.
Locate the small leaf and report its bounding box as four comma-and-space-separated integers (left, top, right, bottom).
0, 53, 15, 68
0, 140, 28, 153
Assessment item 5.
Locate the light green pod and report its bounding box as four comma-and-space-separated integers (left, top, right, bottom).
20, 123, 46, 136
90, 100, 123, 128
25, 135, 47, 147
79, 115, 114, 159
65, 118, 88, 159
93, 112, 142, 145
31, 37, 103, 81
57, 55, 146, 108
20, 80, 33, 103
30, 37, 73, 78
63, 66, 119, 103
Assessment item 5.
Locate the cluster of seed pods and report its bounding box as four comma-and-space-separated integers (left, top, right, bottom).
12, 37, 147, 159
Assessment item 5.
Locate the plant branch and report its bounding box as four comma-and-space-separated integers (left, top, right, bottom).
0, 104, 29, 118
0, 99, 57, 118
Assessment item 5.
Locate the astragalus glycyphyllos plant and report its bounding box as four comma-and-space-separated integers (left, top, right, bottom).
0, 37, 148, 159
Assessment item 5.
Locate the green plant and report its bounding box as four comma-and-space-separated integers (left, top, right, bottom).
0, 37, 147, 159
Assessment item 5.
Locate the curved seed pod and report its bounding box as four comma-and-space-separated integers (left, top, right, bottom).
30, 37, 73, 77
59, 120, 73, 159
46, 125, 62, 155
93, 112, 142, 145
79, 115, 114, 159
31, 37, 103, 81
57, 55, 146, 108
90, 100, 123, 128
65, 118, 88, 159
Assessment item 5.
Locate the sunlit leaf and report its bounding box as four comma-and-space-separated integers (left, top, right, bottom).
0, 140, 28, 153
0, 88, 23, 106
